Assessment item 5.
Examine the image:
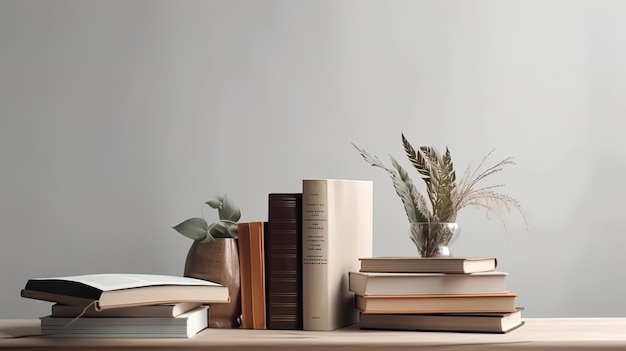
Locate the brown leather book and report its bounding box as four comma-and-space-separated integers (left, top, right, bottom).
249, 221, 267, 329
237, 223, 254, 329
265, 193, 303, 330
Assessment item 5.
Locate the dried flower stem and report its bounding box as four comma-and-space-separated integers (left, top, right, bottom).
353, 134, 527, 257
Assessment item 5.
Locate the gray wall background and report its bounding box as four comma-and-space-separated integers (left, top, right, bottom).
1, 0, 624, 318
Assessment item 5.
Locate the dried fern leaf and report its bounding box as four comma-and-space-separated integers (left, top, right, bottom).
390, 156, 430, 223
402, 134, 430, 180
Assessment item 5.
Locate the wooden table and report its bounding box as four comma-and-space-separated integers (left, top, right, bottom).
1, 318, 626, 350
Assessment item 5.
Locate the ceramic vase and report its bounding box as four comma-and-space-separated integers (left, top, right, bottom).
184, 238, 241, 328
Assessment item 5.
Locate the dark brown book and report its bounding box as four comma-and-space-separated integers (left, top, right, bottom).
265, 193, 303, 330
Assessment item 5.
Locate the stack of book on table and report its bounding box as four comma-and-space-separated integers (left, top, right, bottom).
350, 256, 524, 333
20, 273, 230, 338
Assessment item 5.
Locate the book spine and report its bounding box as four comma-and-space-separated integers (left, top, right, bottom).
265, 193, 303, 330
237, 223, 254, 329
50, 302, 200, 318
249, 221, 267, 329
302, 179, 373, 331
301, 180, 329, 331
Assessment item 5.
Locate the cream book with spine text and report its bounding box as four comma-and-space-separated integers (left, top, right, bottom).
302, 179, 373, 331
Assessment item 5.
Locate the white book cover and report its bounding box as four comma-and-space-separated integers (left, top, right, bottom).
302, 179, 373, 331
40, 305, 209, 338
349, 271, 508, 296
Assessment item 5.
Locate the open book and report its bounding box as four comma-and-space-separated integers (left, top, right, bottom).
21, 273, 230, 310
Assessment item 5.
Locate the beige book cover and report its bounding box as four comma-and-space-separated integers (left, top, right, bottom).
356, 293, 518, 314
359, 256, 497, 274
50, 302, 202, 318
349, 271, 508, 296
302, 179, 373, 331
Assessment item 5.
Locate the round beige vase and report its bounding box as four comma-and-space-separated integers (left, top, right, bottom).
183, 238, 241, 328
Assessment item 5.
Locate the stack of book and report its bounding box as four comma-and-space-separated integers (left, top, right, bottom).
349, 256, 524, 333
20, 273, 231, 338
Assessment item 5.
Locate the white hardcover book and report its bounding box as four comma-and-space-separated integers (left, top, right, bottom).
302, 179, 373, 331
50, 302, 202, 318
349, 271, 508, 296
40, 305, 209, 338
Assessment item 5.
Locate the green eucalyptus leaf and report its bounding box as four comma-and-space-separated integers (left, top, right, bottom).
227, 223, 238, 238
219, 194, 241, 222
172, 218, 208, 241
178, 193, 241, 242
199, 233, 215, 243
205, 198, 222, 209
208, 221, 229, 238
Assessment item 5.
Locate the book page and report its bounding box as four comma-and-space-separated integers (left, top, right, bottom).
33, 274, 220, 291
